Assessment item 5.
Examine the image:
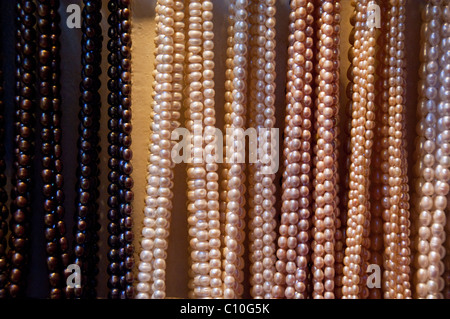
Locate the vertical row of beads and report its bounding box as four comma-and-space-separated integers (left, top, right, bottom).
71, 0, 103, 299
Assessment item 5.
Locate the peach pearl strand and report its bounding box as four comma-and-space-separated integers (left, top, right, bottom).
273, 0, 314, 299
311, 0, 340, 299
413, 0, 444, 299
343, 0, 376, 299
247, 0, 277, 299
335, 0, 357, 299
440, 0, 450, 299
136, 0, 184, 299
222, 0, 249, 299
381, 0, 411, 299
368, 0, 387, 299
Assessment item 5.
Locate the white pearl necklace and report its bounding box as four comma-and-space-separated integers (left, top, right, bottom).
413, 0, 449, 299
136, 0, 185, 299
248, 0, 277, 299
185, 0, 222, 299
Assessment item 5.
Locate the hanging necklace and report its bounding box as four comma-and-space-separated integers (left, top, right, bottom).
378, 0, 411, 299
106, 0, 122, 299
274, 0, 313, 299
8, 0, 37, 298
342, 0, 376, 299
247, 0, 277, 299
136, 0, 185, 299
70, 0, 103, 299
107, 0, 134, 300
440, 0, 450, 299
37, 0, 68, 299
0, 3, 9, 300
311, 0, 340, 299
222, 0, 249, 299
336, 0, 357, 300
413, 0, 448, 299
185, 0, 222, 299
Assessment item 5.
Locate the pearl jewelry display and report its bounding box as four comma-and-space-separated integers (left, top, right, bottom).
0, 0, 449, 301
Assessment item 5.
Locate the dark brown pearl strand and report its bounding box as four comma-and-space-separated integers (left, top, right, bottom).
116, 0, 134, 299
37, 0, 68, 299
106, 0, 122, 299
68, 0, 103, 299
106, 0, 134, 299
8, 0, 37, 298
0, 5, 10, 300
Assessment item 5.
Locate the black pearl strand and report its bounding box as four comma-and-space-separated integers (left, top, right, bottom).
0, 3, 10, 300
106, 0, 122, 299
107, 0, 134, 300
117, 0, 134, 299
67, 0, 103, 299
37, 0, 68, 299
8, 0, 37, 299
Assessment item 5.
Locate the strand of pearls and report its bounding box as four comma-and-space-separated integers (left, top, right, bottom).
396, 0, 412, 299
185, 0, 207, 299
435, 0, 450, 299
311, 0, 340, 299
247, 0, 277, 299
274, 0, 314, 300
201, 0, 223, 300
137, 0, 184, 299
185, 0, 221, 299
369, 0, 386, 299
343, 0, 376, 299
222, 0, 249, 299
413, 0, 443, 299
381, 0, 411, 299
441, 0, 450, 299
336, 0, 357, 299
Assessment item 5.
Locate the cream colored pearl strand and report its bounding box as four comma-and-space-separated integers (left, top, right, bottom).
185, 0, 209, 299
311, 0, 340, 299
413, 0, 444, 299
343, 0, 376, 299
440, 0, 450, 299
136, 0, 184, 299
185, 0, 222, 299
222, 0, 249, 299
201, 0, 223, 300
247, 0, 277, 299
436, 0, 450, 299
273, 0, 314, 299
